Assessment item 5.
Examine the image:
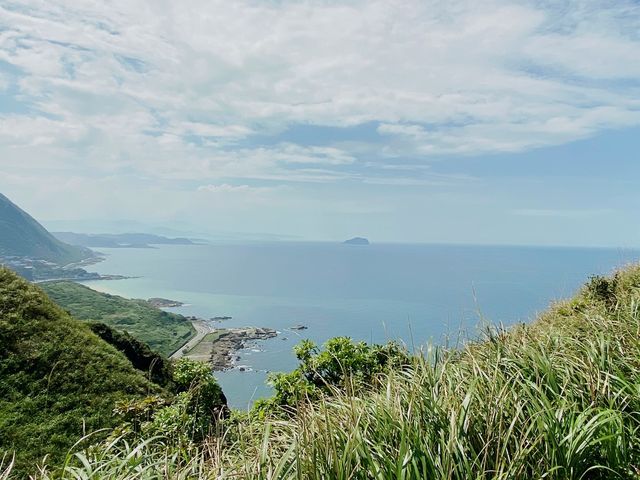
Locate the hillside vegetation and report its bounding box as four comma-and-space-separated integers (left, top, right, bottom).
0, 193, 93, 265
41, 281, 195, 357
5, 264, 640, 479
0, 268, 163, 475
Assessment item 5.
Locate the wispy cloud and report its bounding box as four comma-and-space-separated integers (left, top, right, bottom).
0, 0, 638, 185
197, 183, 275, 195
512, 208, 613, 218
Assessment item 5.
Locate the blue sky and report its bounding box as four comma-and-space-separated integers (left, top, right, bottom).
0, 0, 639, 246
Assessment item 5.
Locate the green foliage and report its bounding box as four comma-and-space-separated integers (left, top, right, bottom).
295, 337, 409, 387
114, 359, 228, 445
171, 359, 228, 435
585, 273, 619, 305
113, 395, 168, 426
0, 268, 162, 476
41, 281, 195, 356
254, 337, 409, 414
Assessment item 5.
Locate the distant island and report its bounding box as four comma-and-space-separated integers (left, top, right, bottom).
343, 237, 370, 245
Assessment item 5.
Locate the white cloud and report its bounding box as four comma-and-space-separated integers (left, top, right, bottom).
173, 122, 253, 139
0, 0, 639, 181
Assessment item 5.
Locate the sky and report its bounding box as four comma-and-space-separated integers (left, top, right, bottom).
0, 0, 639, 246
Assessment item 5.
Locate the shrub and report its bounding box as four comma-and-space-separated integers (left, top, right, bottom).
114, 359, 228, 445
254, 337, 409, 414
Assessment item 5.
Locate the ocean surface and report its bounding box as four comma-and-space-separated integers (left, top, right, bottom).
82, 242, 640, 409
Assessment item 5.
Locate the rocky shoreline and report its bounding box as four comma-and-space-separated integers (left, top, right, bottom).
210, 327, 278, 370
180, 326, 277, 370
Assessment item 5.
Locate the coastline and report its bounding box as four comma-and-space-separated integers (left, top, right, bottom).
173, 321, 277, 370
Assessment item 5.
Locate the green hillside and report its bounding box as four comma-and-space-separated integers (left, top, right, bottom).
0, 268, 163, 474
41, 282, 196, 357
0, 193, 94, 265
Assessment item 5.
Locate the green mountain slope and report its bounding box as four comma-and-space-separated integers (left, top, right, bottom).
0, 268, 163, 474
41, 281, 195, 356
0, 193, 93, 265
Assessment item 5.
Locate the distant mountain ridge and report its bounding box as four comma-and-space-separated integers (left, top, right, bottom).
52, 231, 196, 249
0, 193, 94, 265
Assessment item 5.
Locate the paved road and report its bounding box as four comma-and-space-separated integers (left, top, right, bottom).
170, 321, 213, 360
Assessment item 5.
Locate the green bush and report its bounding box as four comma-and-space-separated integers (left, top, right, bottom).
114, 359, 228, 445
172, 358, 228, 433
585, 274, 619, 305
254, 337, 409, 414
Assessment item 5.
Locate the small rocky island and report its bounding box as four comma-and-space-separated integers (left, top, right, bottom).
343, 237, 370, 245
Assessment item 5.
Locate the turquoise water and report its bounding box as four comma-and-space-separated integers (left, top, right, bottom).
82, 242, 640, 408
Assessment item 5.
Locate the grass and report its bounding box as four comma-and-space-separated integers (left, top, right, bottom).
41, 282, 196, 357
8, 264, 640, 479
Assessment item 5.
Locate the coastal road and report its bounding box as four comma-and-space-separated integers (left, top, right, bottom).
170, 321, 213, 360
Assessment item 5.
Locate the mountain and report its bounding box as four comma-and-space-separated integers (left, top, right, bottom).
0, 268, 163, 474
0, 193, 94, 265
52, 231, 196, 249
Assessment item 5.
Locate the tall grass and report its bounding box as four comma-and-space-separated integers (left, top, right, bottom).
1, 456, 14, 480
11, 265, 640, 479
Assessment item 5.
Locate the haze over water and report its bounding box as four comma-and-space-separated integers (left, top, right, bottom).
84, 242, 640, 408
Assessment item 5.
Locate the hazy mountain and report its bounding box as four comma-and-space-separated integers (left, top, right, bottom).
52, 231, 196, 249
0, 193, 95, 265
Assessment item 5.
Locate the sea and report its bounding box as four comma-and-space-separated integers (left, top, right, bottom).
81, 242, 640, 409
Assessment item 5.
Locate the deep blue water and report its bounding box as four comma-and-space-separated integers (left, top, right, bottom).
82, 242, 640, 408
